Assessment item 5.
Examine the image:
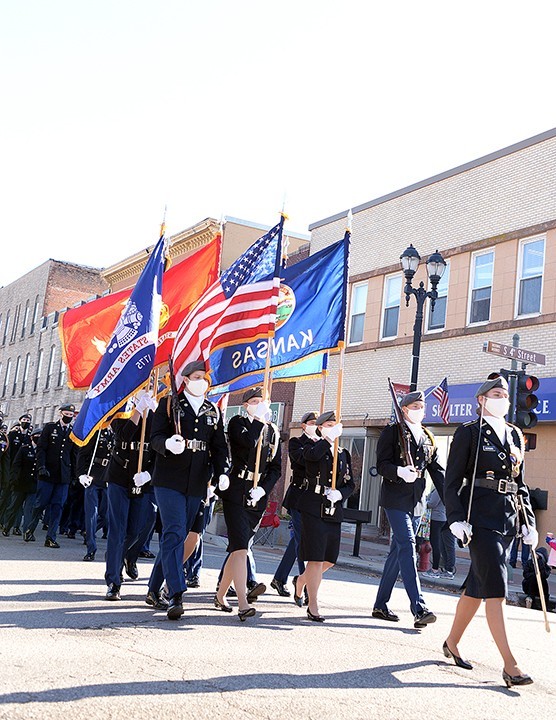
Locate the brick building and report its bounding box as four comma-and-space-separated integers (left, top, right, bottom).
292, 127, 556, 539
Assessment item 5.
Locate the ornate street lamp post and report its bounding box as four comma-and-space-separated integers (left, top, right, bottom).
399, 244, 446, 391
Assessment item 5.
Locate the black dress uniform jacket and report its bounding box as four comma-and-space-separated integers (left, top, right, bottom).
283, 433, 314, 511
444, 419, 535, 534
77, 428, 114, 488
105, 415, 154, 496
8, 428, 32, 463
219, 415, 281, 509
10, 443, 39, 494
36, 420, 77, 485
150, 393, 228, 497
297, 438, 355, 522
377, 422, 444, 513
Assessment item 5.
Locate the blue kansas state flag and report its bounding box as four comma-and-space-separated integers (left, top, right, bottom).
71, 234, 166, 446
209, 234, 349, 389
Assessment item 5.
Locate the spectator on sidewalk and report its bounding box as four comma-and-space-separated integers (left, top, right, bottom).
522, 546, 551, 610
423, 488, 456, 579
509, 535, 530, 569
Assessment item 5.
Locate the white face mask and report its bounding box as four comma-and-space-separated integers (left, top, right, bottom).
484, 397, 510, 418
186, 378, 208, 397
406, 408, 425, 424
304, 425, 318, 437
245, 402, 259, 416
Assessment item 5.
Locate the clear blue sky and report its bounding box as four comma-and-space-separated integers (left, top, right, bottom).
1, 0, 555, 286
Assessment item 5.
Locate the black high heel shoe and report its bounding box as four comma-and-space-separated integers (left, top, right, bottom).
293, 576, 304, 608
213, 594, 233, 613
502, 670, 533, 688
442, 641, 473, 670
307, 609, 325, 622
238, 607, 256, 622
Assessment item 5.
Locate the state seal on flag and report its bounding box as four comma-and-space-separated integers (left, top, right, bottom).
275, 284, 295, 330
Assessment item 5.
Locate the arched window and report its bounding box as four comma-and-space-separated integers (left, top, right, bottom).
45, 345, 56, 390
3, 358, 12, 397
30, 296, 41, 335
21, 353, 31, 394
12, 356, 21, 396
34, 349, 43, 392
21, 300, 30, 339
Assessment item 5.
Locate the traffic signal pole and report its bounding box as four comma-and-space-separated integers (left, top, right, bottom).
507, 333, 519, 424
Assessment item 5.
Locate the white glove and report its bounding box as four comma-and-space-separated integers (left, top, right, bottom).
397, 465, 418, 483
135, 390, 158, 414
450, 521, 473, 544
247, 485, 266, 506
253, 401, 272, 422
206, 485, 216, 502
133, 470, 151, 487
522, 524, 539, 548
79, 474, 93, 488
323, 423, 343, 442
165, 434, 186, 455
218, 474, 230, 491
325, 488, 343, 504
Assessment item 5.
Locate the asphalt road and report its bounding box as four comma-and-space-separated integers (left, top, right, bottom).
0, 530, 552, 720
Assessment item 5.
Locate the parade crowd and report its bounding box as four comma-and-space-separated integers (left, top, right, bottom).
0, 368, 549, 688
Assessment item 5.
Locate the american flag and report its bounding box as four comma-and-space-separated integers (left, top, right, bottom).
172, 218, 283, 389
432, 377, 450, 424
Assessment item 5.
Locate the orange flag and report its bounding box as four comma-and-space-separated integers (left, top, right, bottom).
59, 236, 221, 389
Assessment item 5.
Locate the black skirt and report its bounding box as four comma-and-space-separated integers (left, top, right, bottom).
299, 511, 341, 564
463, 527, 513, 599
222, 499, 263, 552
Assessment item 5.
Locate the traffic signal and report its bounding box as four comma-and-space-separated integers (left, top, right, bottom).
515, 372, 539, 429
523, 432, 537, 451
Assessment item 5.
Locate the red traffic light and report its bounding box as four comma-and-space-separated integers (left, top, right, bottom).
522, 375, 539, 392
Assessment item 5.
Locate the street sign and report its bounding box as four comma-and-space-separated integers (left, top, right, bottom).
482, 341, 546, 366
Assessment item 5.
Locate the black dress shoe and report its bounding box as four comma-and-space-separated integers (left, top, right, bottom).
226, 586, 237, 598
167, 593, 184, 620
502, 670, 533, 688
23, 530, 35, 542
238, 607, 256, 622
187, 576, 200, 588
307, 609, 325, 622
372, 607, 400, 622
213, 594, 233, 613
414, 608, 436, 628
67, 530, 76, 539
83, 552, 96, 561
270, 578, 291, 597
12, 527, 22, 536
139, 550, 155, 559
44, 537, 60, 548
1, 528, 9, 537
146, 591, 169, 610
105, 584, 121, 601
124, 559, 139, 580
293, 576, 304, 607
246, 582, 266, 603
442, 641, 473, 669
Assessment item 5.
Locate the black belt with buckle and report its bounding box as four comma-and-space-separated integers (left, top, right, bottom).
237, 467, 262, 482
474, 476, 518, 494
185, 439, 207, 452
120, 441, 149, 451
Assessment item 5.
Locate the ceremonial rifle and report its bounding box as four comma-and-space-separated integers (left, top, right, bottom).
387, 378, 414, 469
517, 494, 550, 633
167, 356, 181, 435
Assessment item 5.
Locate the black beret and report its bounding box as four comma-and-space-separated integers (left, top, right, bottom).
400, 391, 425, 407
182, 360, 206, 377
475, 375, 509, 398
19, 413, 32, 421
59, 404, 76, 413
316, 410, 336, 425
301, 411, 318, 424
31, 427, 42, 437
242, 386, 263, 403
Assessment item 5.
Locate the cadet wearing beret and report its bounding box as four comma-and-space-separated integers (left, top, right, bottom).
294, 411, 355, 622
0, 413, 34, 534
372, 390, 444, 629
214, 387, 281, 621
443, 374, 536, 688
146, 360, 229, 619
23, 405, 78, 547
269, 411, 318, 597
2, 428, 42, 538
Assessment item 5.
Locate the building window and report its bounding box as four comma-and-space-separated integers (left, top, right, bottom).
30, 296, 40, 335
22, 354, 31, 394
45, 345, 56, 390
2, 359, 12, 397
348, 282, 368, 344
21, 300, 30, 339
427, 262, 450, 331
34, 349, 43, 392
12, 356, 21, 396
2, 311, 10, 346
468, 250, 494, 324
517, 236, 545, 316
10, 304, 21, 343
381, 274, 402, 339
57, 359, 67, 387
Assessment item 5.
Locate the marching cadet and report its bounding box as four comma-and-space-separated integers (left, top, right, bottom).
146, 360, 229, 619
77, 426, 114, 561
214, 387, 281, 621
269, 411, 317, 597
0, 413, 33, 533
444, 374, 537, 688
2, 427, 42, 538
23, 404, 78, 547
103, 393, 156, 601
372, 391, 444, 629
294, 411, 354, 622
